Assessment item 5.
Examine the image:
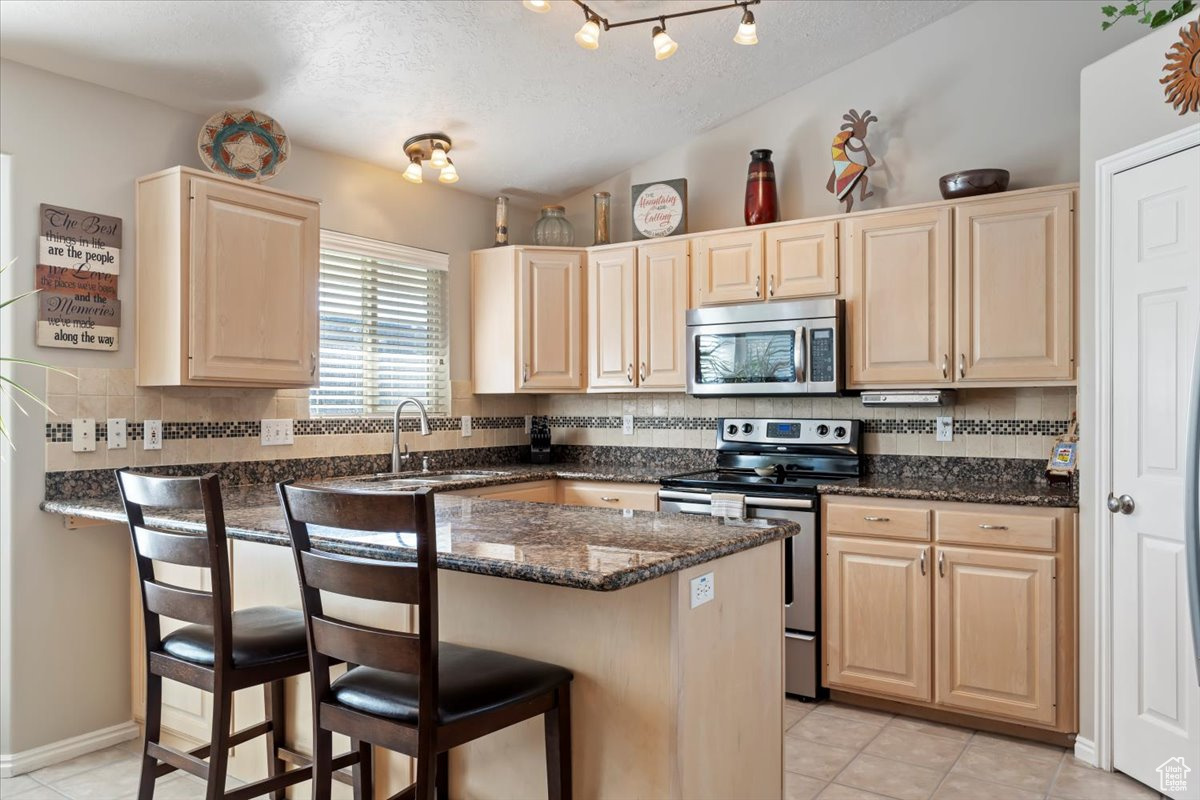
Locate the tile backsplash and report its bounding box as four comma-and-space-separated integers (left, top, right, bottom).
44, 367, 1075, 473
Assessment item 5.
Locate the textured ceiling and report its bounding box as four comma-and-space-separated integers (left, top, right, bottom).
0, 0, 967, 203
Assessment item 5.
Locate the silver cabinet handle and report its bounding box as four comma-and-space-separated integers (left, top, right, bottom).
941, 354, 948, 379
627, 364, 634, 383
310, 352, 316, 376
863, 515, 890, 522
639, 362, 647, 382
958, 353, 965, 379
755, 274, 761, 297
768, 274, 775, 297
938, 551, 945, 577
1107, 493, 1136, 515
920, 549, 927, 576
977, 524, 1009, 530
522, 363, 529, 383
600, 496, 619, 502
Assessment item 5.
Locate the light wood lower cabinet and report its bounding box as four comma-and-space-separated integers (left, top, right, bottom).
557, 480, 659, 511
822, 496, 1077, 733
445, 479, 559, 503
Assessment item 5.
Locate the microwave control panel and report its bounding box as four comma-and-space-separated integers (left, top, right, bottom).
809, 327, 835, 384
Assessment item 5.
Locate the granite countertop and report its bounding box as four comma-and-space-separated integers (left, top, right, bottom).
41, 480, 796, 592
818, 475, 1077, 508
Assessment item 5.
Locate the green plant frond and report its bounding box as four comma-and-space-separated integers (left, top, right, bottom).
0, 380, 32, 417
0, 287, 41, 310
0, 374, 55, 415
0, 356, 78, 378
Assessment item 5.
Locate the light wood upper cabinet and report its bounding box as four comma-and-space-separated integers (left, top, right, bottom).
588, 247, 637, 389
934, 546, 1057, 725
824, 536, 932, 702
843, 207, 953, 387
766, 220, 839, 299
954, 191, 1074, 382
472, 247, 584, 393
637, 239, 690, 389
694, 230, 764, 305
136, 167, 320, 387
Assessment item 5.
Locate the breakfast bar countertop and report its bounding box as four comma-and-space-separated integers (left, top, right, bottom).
40, 481, 796, 592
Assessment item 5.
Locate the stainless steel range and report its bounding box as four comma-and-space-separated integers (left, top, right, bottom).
658, 417, 863, 699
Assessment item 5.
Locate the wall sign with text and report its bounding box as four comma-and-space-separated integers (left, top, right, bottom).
631, 179, 687, 240
35, 204, 122, 351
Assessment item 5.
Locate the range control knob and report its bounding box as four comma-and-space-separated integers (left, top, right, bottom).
726, 424, 738, 436
834, 425, 847, 439
816, 424, 830, 437
741, 423, 754, 434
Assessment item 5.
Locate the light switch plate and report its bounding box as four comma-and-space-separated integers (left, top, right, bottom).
690, 572, 715, 608
107, 418, 127, 449
936, 416, 954, 442
260, 419, 294, 446
622, 414, 634, 435
71, 418, 96, 452
461, 415, 472, 437
143, 420, 163, 450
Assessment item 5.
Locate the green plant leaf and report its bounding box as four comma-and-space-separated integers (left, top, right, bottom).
1121, 3, 1140, 14
0, 287, 41, 311
1101, 3, 1119, 13
0, 374, 55, 415
0, 356, 78, 378
1102, 19, 1114, 27
1140, 11, 1154, 21
1151, 8, 1172, 24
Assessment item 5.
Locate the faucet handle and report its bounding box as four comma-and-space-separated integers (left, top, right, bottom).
422, 456, 430, 472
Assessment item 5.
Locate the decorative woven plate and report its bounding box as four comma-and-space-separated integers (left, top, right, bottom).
198, 109, 289, 182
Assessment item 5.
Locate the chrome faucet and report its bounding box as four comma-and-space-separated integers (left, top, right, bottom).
392, 397, 432, 473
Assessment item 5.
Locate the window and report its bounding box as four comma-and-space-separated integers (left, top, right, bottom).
310, 230, 449, 416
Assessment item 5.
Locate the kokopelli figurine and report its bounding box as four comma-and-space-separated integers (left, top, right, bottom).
826, 109, 878, 213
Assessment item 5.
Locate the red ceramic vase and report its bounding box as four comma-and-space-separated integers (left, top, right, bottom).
744, 148, 780, 226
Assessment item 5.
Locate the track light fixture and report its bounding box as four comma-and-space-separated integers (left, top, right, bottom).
527, 0, 760, 59
402, 133, 460, 187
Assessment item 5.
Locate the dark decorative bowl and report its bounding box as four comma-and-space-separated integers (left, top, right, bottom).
939, 169, 1010, 200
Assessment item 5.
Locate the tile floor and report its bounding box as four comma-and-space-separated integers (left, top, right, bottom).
0, 702, 1166, 800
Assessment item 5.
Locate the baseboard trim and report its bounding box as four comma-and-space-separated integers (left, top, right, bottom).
0, 720, 139, 778
1074, 736, 1099, 768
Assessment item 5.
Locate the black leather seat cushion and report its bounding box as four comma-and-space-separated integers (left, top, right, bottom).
329, 642, 572, 725
160, 606, 308, 668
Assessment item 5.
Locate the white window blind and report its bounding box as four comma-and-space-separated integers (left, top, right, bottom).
310, 231, 449, 416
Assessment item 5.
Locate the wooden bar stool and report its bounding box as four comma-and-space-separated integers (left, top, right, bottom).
117, 469, 313, 800
277, 482, 574, 800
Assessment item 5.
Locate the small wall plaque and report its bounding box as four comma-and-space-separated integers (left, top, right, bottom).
35, 203, 122, 351
631, 179, 687, 240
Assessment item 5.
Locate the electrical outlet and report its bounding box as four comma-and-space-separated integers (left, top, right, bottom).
143, 420, 163, 450
622, 414, 634, 435
524, 415, 532, 434
71, 418, 96, 452
107, 418, 127, 449
690, 572, 715, 609
936, 416, 954, 442
461, 415, 472, 437
260, 419, 294, 446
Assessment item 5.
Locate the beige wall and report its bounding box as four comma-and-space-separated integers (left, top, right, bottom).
1076, 23, 1197, 754
555, 1, 1142, 243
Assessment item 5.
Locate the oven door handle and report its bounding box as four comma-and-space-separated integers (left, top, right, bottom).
795, 326, 807, 384
657, 490, 814, 510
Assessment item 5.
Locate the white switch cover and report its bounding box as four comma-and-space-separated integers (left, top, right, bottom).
71, 418, 96, 452
622, 414, 634, 435
524, 415, 532, 434
107, 418, 127, 449
461, 415, 472, 437
260, 419, 294, 446
690, 572, 715, 609
144, 420, 163, 450
936, 416, 954, 442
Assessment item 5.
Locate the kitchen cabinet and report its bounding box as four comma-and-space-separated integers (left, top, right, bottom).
445, 479, 559, 503
135, 166, 320, 387
954, 191, 1074, 382
587, 247, 637, 389
693, 230, 764, 305
558, 480, 660, 511
765, 220, 839, 299
821, 496, 1077, 734
842, 207, 954, 387
471, 246, 584, 393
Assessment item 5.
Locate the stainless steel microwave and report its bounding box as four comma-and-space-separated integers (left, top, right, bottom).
686, 298, 844, 396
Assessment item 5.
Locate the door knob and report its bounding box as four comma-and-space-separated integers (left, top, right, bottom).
1107, 493, 1135, 515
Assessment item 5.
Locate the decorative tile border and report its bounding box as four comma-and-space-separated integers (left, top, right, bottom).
541, 416, 1072, 437
47, 416, 529, 443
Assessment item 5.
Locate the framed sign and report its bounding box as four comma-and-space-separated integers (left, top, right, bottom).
35, 204, 122, 351
631, 179, 687, 240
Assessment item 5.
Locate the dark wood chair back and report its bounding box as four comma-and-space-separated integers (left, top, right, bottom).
277, 482, 439, 728
116, 468, 234, 668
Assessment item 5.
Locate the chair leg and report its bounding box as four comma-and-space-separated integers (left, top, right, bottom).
262, 681, 287, 800
313, 727, 334, 800
436, 751, 449, 800
205, 688, 233, 800
351, 738, 373, 800
544, 685, 572, 800
415, 746, 437, 800
138, 672, 163, 800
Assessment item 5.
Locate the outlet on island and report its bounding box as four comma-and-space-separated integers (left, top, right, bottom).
690, 572, 715, 609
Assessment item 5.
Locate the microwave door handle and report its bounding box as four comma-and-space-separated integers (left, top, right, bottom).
795, 326, 807, 384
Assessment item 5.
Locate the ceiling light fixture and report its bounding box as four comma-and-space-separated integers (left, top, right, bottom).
402, 133, 458, 186
527, 0, 760, 60
733, 7, 758, 45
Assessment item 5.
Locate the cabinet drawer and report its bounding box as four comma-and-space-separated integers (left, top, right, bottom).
558, 481, 659, 511
936, 509, 1057, 552
825, 501, 930, 541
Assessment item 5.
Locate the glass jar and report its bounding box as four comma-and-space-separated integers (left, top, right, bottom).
532, 205, 575, 246
744, 148, 780, 225
593, 192, 611, 245
494, 195, 509, 246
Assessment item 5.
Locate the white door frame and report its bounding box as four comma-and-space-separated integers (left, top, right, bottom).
1090, 123, 1200, 771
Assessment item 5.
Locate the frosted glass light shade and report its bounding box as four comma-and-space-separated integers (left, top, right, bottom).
429, 146, 448, 168
439, 162, 459, 184
733, 9, 757, 45
652, 26, 677, 60
523, 0, 551, 11
575, 17, 601, 49
403, 160, 424, 184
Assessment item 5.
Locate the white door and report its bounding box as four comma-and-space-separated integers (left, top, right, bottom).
1111, 143, 1200, 798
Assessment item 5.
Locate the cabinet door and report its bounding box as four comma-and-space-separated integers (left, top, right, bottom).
694, 230, 764, 306
935, 546, 1056, 724
588, 248, 637, 389
480, 481, 558, 503
637, 240, 690, 389
843, 208, 953, 386
189, 177, 319, 384
520, 250, 583, 390
766, 221, 838, 299
954, 191, 1074, 381
824, 536, 932, 701
558, 480, 660, 511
